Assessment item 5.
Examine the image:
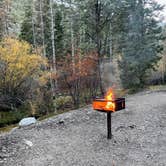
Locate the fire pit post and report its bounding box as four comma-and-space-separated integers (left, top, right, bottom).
107, 112, 112, 139
93, 97, 125, 139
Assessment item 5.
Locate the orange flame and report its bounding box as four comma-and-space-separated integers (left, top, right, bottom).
105, 88, 115, 100
92, 88, 116, 112
105, 88, 116, 111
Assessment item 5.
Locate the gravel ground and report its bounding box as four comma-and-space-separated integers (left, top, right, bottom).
1, 91, 166, 166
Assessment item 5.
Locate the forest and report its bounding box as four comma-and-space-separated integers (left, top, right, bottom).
0, 0, 166, 127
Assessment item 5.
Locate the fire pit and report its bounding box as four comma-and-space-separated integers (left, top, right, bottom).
92, 89, 125, 139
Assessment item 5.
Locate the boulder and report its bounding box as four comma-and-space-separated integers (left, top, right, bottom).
19, 117, 37, 127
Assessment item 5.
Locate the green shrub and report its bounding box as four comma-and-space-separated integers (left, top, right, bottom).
0, 110, 28, 127
53, 96, 72, 110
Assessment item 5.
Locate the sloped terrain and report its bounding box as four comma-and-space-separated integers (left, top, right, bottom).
1, 91, 166, 166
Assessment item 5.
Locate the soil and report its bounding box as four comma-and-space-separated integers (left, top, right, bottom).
1, 91, 166, 166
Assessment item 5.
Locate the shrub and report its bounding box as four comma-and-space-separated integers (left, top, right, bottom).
0, 110, 28, 127
53, 96, 72, 110
0, 37, 49, 111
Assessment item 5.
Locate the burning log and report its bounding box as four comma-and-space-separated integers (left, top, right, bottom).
92, 88, 125, 139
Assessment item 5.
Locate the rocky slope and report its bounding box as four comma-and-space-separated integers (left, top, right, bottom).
1, 91, 166, 166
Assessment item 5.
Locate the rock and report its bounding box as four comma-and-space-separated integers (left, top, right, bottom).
58, 120, 64, 124
19, 117, 37, 127
128, 124, 136, 129
23, 139, 33, 147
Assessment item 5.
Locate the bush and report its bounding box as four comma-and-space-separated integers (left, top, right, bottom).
0, 110, 28, 127
0, 37, 49, 111
53, 96, 72, 110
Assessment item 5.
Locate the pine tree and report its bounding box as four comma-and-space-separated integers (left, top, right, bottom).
112, 0, 164, 89
0, 0, 4, 40
19, 1, 35, 45
54, 9, 64, 58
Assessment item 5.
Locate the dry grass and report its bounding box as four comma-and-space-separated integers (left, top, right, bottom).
147, 85, 166, 91
0, 124, 17, 134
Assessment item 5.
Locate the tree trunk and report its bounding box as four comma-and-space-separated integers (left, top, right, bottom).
70, 0, 75, 73
39, 0, 46, 57
95, 0, 104, 95
50, 0, 57, 97
4, 0, 10, 36
109, 22, 113, 61
32, 0, 36, 49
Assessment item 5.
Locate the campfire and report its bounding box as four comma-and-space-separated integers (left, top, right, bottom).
92, 88, 125, 139
93, 88, 125, 112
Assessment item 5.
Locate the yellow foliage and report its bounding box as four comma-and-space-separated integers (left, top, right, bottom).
0, 37, 49, 88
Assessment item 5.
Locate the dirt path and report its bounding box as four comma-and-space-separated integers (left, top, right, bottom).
1, 91, 166, 166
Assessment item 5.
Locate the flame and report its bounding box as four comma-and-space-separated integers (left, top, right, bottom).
92, 88, 116, 112
105, 88, 115, 111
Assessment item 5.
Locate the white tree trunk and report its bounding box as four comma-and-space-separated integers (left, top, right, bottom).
50, 0, 56, 71
60, 0, 65, 50
50, 0, 57, 97
70, 0, 75, 72
71, 20, 75, 68
32, 0, 36, 49
109, 22, 112, 62
39, 0, 46, 57
4, 0, 10, 36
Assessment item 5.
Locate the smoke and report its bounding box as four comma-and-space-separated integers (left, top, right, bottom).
101, 58, 123, 97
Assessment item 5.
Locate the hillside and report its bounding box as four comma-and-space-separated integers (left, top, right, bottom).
1, 91, 166, 166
